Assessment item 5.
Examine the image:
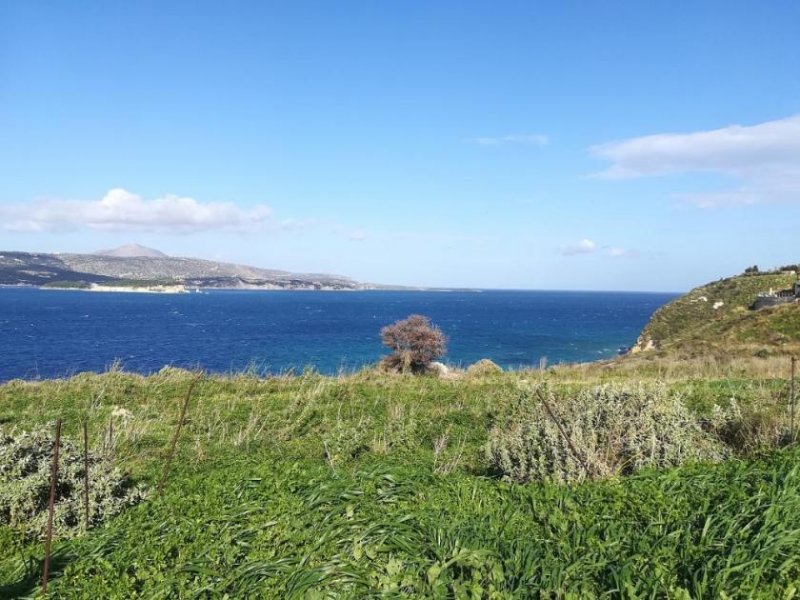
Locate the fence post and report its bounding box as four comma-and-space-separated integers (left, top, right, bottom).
83, 420, 90, 529
107, 417, 114, 459
41, 419, 62, 594
157, 373, 203, 496
535, 388, 594, 478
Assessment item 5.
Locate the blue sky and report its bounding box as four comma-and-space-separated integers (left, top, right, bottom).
1, 1, 799, 291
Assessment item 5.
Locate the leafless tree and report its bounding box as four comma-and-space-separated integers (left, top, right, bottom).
380, 314, 446, 373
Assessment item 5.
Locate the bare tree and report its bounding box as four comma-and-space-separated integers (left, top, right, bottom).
380, 314, 446, 373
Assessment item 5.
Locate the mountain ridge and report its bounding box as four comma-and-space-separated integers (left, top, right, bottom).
0, 248, 380, 290
95, 244, 168, 258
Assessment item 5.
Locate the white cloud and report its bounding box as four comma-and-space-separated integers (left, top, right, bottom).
560, 239, 639, 258
469, 133, 550, 147
589, 114, 800, 207
561, 238, 597, 256
606, 247, 639, 258
1, 188, 276, 233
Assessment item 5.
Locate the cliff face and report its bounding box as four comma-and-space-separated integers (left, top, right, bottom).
0, 250, 369, 290
631, 270, 799, 357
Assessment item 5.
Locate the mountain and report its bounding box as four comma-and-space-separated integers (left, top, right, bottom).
630, 267, 800, 358
95, 244, 168, 258
0, 249, 374, 290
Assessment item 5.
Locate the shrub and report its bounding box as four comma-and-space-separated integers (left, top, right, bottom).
705, 399, 793, 452
0, 426, 147, 539
379, 315, 446, 374
486, 384, 725, 484
466, 358, 503, 377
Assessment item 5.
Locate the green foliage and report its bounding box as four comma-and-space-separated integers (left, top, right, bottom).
103, 278, 182, 287
1, 370, 799, 597
2, 449, 798, 598
0, 426, 146, 539
487, 384, 725, 483
40, 281, 90, 289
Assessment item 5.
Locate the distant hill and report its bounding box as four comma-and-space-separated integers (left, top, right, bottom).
0, 248, 377, 290
631, 268, 800, 358
95, 244, 168, 258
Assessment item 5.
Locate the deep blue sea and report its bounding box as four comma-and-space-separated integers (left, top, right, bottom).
0, 288, 677, 381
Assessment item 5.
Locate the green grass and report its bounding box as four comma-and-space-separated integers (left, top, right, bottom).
2, 368, 800, 597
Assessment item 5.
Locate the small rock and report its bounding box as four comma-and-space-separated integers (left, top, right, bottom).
428, 361, 450, 377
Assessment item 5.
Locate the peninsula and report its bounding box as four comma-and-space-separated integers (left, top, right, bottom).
0, 245, 385, 291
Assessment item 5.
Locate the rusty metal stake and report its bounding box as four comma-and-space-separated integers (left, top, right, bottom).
157, 373, 203, 496
107, 418, 114, 459
42, 419, 62, 594
83, 420, 90, 529
535, 388, 594, 478
791, 356, 797, 443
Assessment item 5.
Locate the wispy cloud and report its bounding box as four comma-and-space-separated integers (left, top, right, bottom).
560, 239, 637, 258
606, 247, 638, 258
1, 188, 278, 233
589, 114, 800, 207
469, 133, 550, 147
330, 224, 368, 242
560, 238, 597, 256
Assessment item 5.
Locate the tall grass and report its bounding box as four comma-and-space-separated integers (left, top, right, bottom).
3, 448, 796, 598
2, 366, 800, 597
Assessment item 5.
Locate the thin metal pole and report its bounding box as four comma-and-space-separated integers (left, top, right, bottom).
83, 420, 90, 529
42, 419, 62, 594
157, 373, 203, 496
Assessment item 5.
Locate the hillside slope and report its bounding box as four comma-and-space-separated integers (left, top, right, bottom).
0, 249, 369, 290
632, 269, 799, 357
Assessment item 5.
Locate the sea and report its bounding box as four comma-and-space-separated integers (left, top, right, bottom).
0, 288, 677, 381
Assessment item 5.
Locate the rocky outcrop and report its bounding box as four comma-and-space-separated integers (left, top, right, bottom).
629, 337, 659, 354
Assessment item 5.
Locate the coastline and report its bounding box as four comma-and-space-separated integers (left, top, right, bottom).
40, 284, 190, 294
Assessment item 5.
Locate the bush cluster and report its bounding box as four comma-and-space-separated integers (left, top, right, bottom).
486, 384, 726, 484
0, 426, 147, 539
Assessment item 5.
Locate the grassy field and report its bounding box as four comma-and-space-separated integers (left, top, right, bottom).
2, 361, 800, 598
